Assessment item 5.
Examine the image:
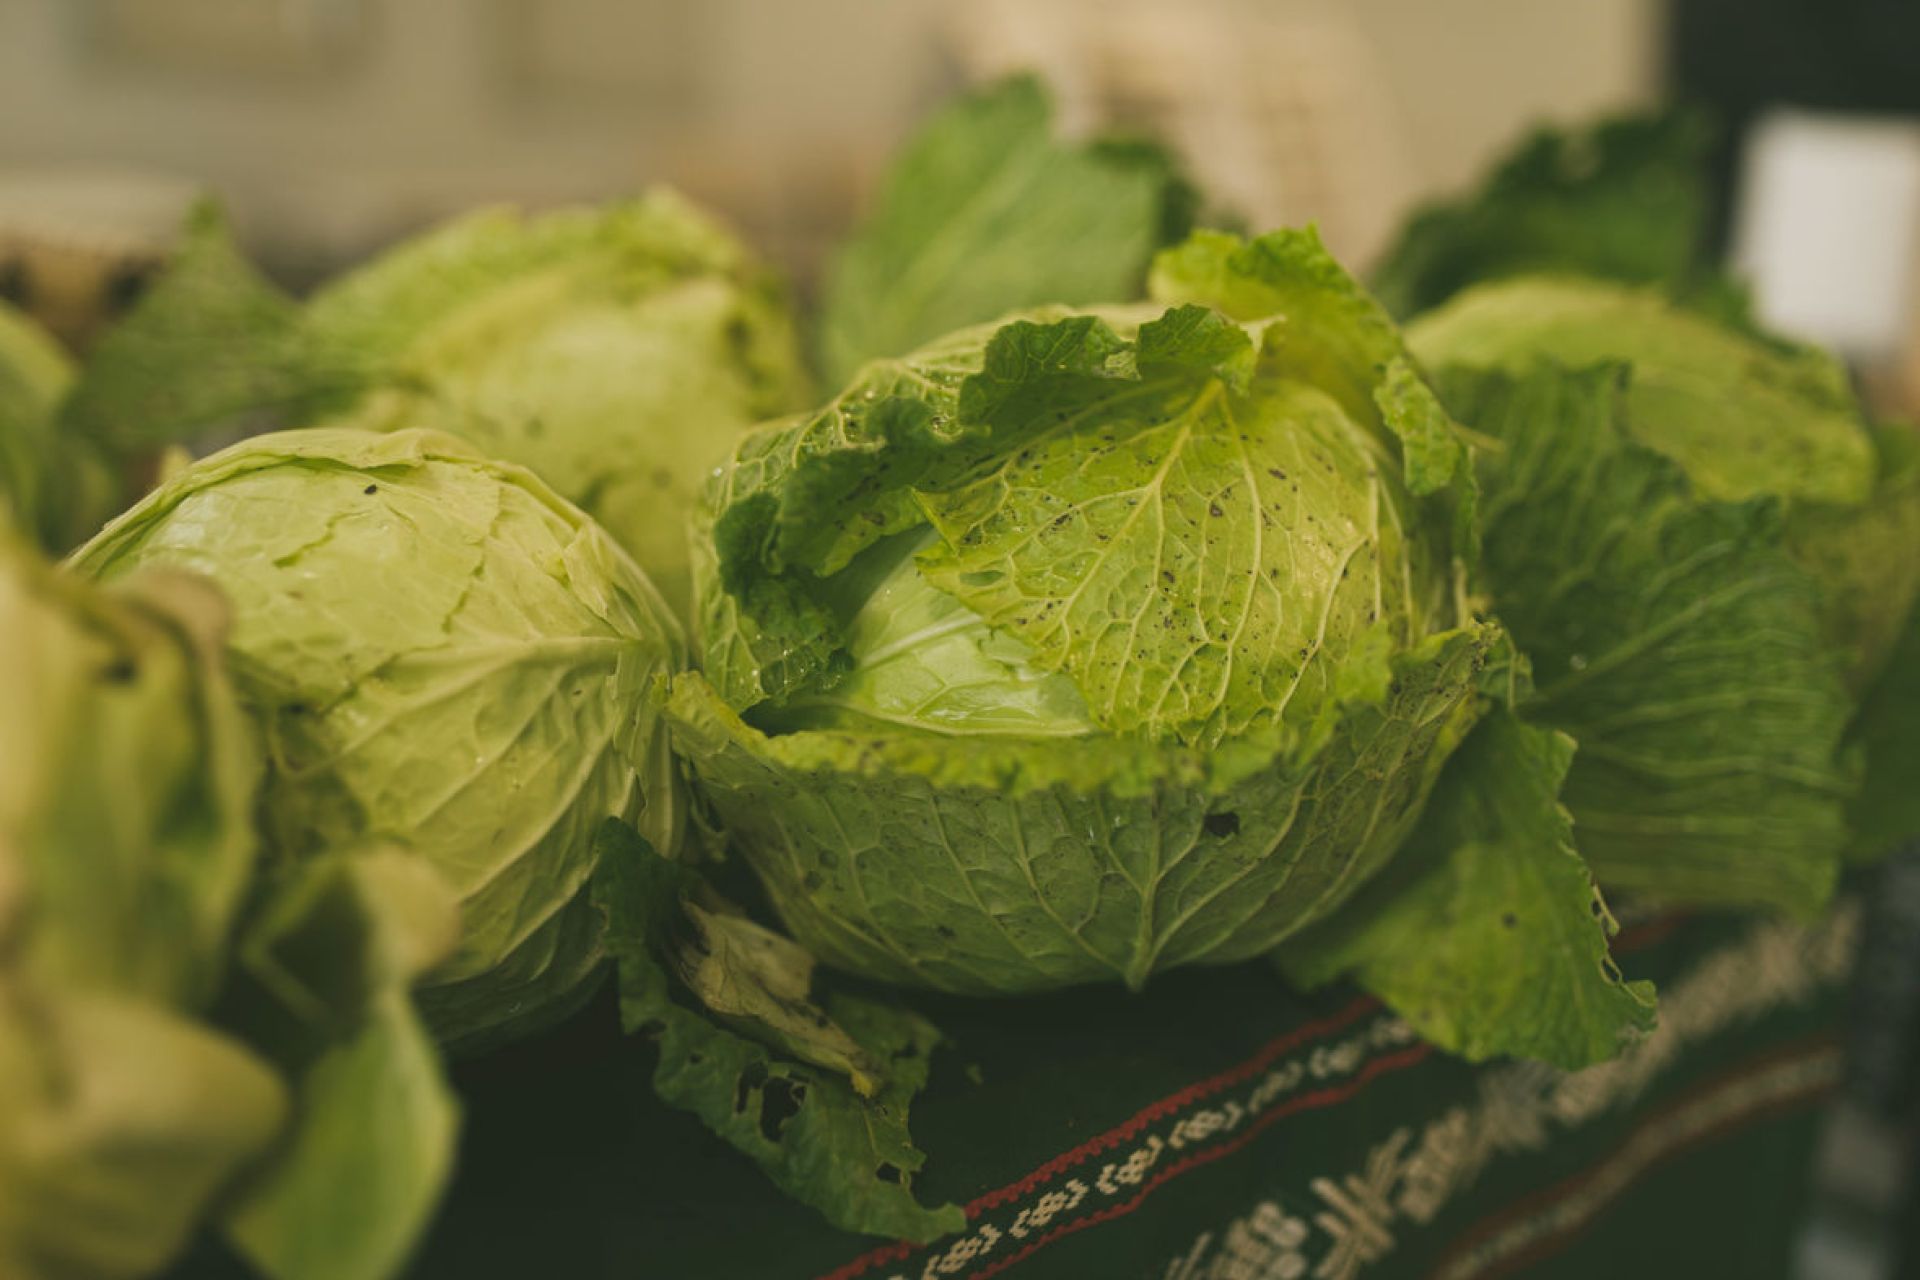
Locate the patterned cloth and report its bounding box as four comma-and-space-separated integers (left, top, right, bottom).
170, 899, 1857, 1278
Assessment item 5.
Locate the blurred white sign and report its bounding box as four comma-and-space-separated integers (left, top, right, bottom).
1734, 109, 1920, 361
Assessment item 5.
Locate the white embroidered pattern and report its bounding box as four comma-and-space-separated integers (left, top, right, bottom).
848, 907, 1855, 1280
1162, 905, 1859, 1280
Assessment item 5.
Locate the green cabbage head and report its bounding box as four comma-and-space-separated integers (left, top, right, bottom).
1406, 277, 1920, 908
305, 191, 812, 617
0, 536, 284, 1279
73, 427, 688, 1047
1408, 277, 1920, 686
673, 229, 1500, 996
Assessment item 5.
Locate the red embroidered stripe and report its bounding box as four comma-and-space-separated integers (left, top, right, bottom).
819, 915, 1685, 1280
963, 992, 1382, 1216
818, 994, 1382, 1280
969, 1044, 1436, 1280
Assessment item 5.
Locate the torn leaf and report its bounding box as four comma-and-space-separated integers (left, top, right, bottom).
592, 819, 963, 1243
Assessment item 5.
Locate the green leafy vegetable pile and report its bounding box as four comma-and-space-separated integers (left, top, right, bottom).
61, 193, 812, 619
0, 76, 1914, 1280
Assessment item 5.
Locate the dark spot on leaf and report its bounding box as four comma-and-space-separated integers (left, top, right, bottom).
758, 1076, 805, 1142
1267, 468, 1287, 480
99, 658, 137, 684
364, 484, 378, 495
1209, 502, 1225, 518
1203, 811, 1241, 838
1502, 913, 1517, 928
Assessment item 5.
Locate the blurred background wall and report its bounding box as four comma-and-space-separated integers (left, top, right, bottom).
0, 0, 1915, 407
0, 0, 1658, 290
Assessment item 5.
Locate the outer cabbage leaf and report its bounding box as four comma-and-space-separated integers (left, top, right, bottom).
73, 427, 688, 1049
1408, 277, 1914, 693
704, 305, 1154, 713
720, 297, 1453, 751
0, 994, 287, 1280
0, 545, 258, 1015
1371, 112, 1713, 319
60, 202, 332, 454
713, 278, 1460, 732
1279, 710, 1656, 1068
670, 620, 1487, 995
0, 300, 69, 538
591, 820, 964, 1243
0, 537, 284, 1280
1147, 229, 1480, 569
1430, 362, 1852, 911
817, 74, 1192, 385
1151, 230, 1460, 478
913, 361, 1430, 749
221, 851, 461, 1280
0, 300, 115, 552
